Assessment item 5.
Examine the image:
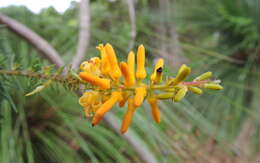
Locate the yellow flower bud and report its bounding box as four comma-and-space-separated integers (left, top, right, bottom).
194, 72, 212, 81
92, 91, 122, 126
188, 86, 203, 95
105, 43, 122, 80
204, 83, 223, 90
156, 93, 175, 100
148, 97, 160, 123
79, 72, 110, 89
165, 88, 176, 92
134, 85, 147, 107
120, 62, 135, 87
150, 58, 164, 84
136, 45, 147, 80
169, 64, 191, 86
174, 86, 188, 102
120, 98, 137, 134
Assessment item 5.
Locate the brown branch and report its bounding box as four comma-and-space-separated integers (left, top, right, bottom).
72, 0, 91, 70
0, 14, 64, 68
126, 0, 136, 51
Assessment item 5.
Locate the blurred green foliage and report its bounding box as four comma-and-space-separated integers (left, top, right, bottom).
0, 0, 259, 162
177, 0, 260, 156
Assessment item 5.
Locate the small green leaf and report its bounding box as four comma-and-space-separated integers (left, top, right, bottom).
25, 80, 52, 96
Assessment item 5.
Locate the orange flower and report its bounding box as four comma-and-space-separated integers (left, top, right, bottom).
97, 44, 111, 75
150, 58, 164, 84
136, 45, 147, 80
75, 43, 223, 134
134, 85, 147, 107
92, 91, 122, 126
80, 57, 102, 76
105, 43, 122, 80
148, 97, 160, 123
120, 98, 137, 134
79, 72, 110, 89
79, 91, 102, 117
120, 62, 135, 87
127, 51, 136, 84
79, 91, 99, 107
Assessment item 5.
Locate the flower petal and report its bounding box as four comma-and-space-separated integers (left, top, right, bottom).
150, 58, 164, 84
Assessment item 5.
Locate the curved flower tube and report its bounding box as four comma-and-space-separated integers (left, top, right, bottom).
92, 91, 122, 126
148, 97, 160, 123
79, 72, 110, 89
105, 43, 122, 80
120, 98, 137, 134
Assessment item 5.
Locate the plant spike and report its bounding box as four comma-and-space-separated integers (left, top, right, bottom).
0, 43, 223, 134
77, 43, 223, 134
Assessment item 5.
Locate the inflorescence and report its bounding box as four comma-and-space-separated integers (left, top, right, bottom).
78, 44, 223, 134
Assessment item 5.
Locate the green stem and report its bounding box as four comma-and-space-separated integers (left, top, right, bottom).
0, 70, 63, 81
0, 69, 210, 93
0, 69, 85, 89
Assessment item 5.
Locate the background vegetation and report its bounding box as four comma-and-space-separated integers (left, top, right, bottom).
0, 0, 259, 162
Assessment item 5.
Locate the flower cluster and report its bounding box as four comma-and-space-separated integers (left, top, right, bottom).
78, 44, 223, 134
